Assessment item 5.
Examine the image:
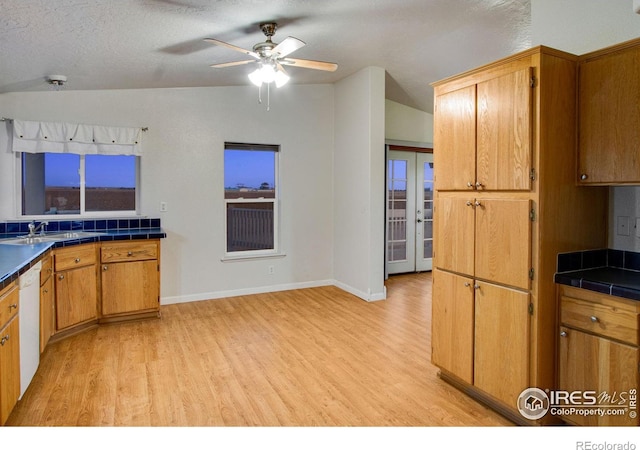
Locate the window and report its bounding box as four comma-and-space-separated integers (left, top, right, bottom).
22, 153, 137, 216
224, 142, 279, 256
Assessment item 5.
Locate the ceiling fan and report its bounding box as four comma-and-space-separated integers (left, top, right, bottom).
205, 22, 338, 88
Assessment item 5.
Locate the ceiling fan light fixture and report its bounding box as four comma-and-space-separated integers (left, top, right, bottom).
248, 63, 289, 88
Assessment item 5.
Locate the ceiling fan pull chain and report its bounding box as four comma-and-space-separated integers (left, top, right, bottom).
267, 82, 271, 111
257, 83, 262, 105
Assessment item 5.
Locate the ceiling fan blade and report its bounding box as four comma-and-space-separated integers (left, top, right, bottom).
272, 36, 306, 58
280, 58, 338, 72
204, 38, 259, 58
210, 60, 255, 69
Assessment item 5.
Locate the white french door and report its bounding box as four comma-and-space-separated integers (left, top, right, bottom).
386, 150, 434, 275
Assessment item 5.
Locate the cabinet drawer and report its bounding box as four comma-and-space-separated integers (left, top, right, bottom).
561, 293, 639, 346
0, 282, 19, 328
54, 244, 97, 272
101, 241, 158, 263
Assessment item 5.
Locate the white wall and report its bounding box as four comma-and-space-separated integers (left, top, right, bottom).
385, 100, 433, 145
0, 84, 336, 302
333, 67, 387, 301
531, 0, 640, 251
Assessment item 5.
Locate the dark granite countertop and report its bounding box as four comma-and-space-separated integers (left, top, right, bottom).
0, 218, 166, 290
554, 249, 640, 301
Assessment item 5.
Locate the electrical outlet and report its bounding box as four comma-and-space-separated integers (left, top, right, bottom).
617, 216, 630, 236
268, 265, 275, 274
160, 201, 167, 212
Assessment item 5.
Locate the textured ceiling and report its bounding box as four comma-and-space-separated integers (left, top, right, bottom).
0, 0, 531, 113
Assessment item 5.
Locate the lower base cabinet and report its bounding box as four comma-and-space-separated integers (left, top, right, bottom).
0, 283, 20, 426
100, 240, 160, 319
558, 285, 640, 426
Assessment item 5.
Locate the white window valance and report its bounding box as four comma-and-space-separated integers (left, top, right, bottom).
11, 119, 143, 156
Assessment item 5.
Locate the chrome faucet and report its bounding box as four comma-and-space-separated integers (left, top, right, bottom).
27, 221, 48, 237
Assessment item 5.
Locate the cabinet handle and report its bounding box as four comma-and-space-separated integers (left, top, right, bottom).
1, 335, 9, 346
127, 251, 133, 256
43, 289, 48, 294
466, 201, 473, 206
474, 201, 482, 207
560, 330, 568, 337
590, 316, 598, 323
8, 303, 17, 311
75, 258, 81, 263
475, 182, 483, 189
464, 282, 470, 287
58, 274, 65, 281
467, 182, 474, 188
473, 284, 481, 290
580, 174, 588, 180
103, 265, 108, 271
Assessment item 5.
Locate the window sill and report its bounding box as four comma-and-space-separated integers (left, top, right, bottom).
221, 252, 287, 262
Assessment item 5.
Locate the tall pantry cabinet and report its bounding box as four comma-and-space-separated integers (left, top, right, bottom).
431, 46, 607, 424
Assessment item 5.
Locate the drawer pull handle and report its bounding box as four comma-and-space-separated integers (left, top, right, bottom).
467, 182, 474, 188
466, 201, 473, 207
127, 251, 133, 256
464, 282, 470, 287
75, 258, 81, 263
58, 275, 65, 281
560, 331, 568, 337
474, 201, 482, 207
103, 265, 108, 271
473, 284, 481, 290
1, 335, 9, 346
9, 303, 17, 311
590, 316, 598, 323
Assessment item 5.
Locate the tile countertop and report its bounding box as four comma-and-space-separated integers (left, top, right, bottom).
0, 218, 166, 290
554, 248, 640, 301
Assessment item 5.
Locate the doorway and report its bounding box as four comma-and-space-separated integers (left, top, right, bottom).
386, 149, 434, 275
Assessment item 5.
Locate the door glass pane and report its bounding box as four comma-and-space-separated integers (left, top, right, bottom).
422, 162, 434, 261
387, 159, 409, 262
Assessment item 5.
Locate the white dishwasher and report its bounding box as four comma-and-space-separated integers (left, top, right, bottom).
19, 260, 41, 399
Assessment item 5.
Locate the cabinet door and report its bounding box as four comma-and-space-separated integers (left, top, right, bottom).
0, 316, 20, 425
433, 197, 475, 275
476, 67, 533, 191
55, 265, 97, 330
434, 85, 476, 191
474, 198, 531, 290
558, 326, 639, 426
101, 260, 159, 316
40, 275, 54, 353
578, 45, 640, 183
474, 281, 530, 408
432, 269, 475, 384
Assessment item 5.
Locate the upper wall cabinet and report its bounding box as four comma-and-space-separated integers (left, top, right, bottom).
578, 38, 640, 185
434, 67, 533, 191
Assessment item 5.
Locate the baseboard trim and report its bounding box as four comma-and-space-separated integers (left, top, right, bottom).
161, 279, 387, 305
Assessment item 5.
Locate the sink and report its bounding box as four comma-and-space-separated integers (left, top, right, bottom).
0, 231, 106, 245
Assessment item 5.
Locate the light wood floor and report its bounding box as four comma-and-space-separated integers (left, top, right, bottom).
7, 272, 512, 426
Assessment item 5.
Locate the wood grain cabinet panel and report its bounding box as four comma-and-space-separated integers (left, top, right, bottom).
432, 269, 474, 384
55, 264, 97, 330
578, 39, 640, 184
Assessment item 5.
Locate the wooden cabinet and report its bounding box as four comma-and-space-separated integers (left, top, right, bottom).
54, 244, 98, 331
432, 270, 474, 384
578, 38, 640, 184
100, 240, 160, 319
558, 286, 639, 426
39, 253, 55, 353
431, 46, 608, 424
0, 282, 20, 425
434, 67, 532, 191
